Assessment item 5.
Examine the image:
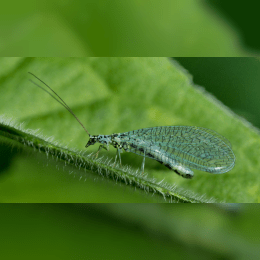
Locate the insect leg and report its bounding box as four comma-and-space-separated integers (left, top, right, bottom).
118, 148, 122, 165
141, 152, 146, 173
113, 153, 118, 166
113, 148, 121, 167
94, 144, 106, 159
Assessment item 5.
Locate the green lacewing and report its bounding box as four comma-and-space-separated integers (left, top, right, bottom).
28, 72, 235, 179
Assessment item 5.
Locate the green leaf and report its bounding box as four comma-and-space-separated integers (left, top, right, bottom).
0, 57, 259, 202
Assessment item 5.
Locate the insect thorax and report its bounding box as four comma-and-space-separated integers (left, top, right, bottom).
85, 134, 112, 148
85, 133, 131, 151
111, 133, 131, 150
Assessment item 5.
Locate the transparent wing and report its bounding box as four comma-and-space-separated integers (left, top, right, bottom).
123, 126, 235, 174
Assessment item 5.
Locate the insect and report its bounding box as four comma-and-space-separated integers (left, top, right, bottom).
28, 72, 235, 179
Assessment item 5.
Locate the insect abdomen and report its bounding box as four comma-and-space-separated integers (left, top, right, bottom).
127, 141, 194, 178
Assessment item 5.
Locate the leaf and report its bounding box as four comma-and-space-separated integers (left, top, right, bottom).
0, 57, 259, 202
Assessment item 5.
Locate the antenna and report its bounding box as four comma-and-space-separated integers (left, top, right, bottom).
28, 72, 90, 136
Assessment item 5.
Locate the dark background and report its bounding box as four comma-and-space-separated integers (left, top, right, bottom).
175, 58, 260, 128
207, 1, 260, 51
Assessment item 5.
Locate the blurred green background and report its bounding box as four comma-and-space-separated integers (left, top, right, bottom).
1, 204, 260, 259
1, 0, 259, 56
